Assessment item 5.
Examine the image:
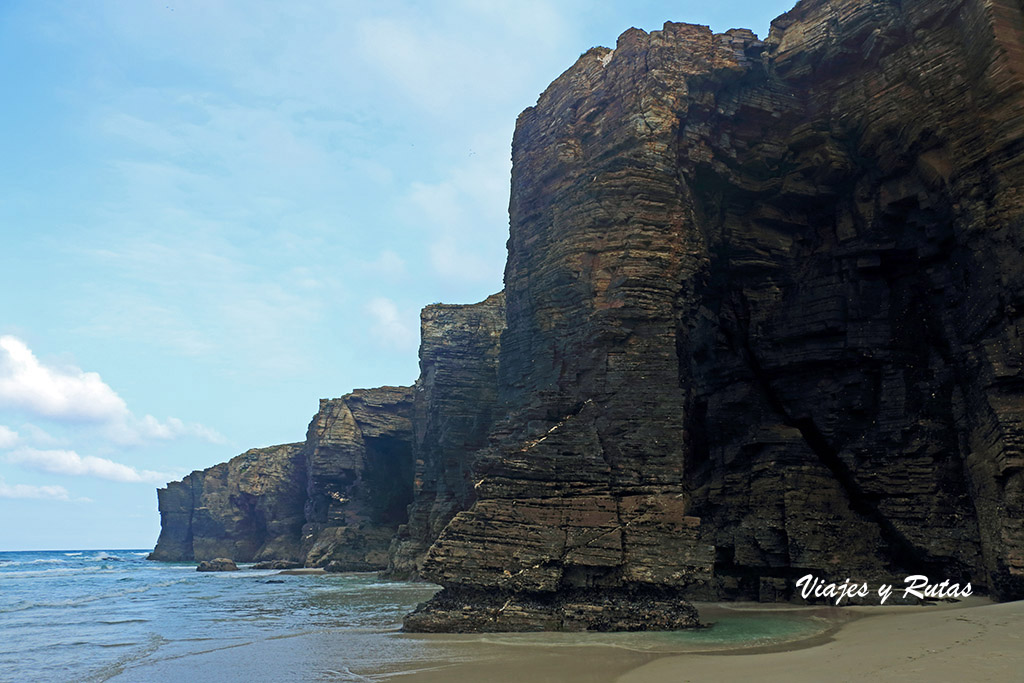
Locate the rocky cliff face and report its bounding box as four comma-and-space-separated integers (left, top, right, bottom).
405, 0, 1024, 630
149, 443, 306, 563
387, 293, 505, 578
152, 0, 1024, 633
149, 386, 413, 569
301, 386, 414, 571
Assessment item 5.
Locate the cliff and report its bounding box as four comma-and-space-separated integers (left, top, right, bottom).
149, 386, 414, 569
405, 0, 1024, 630
149, 442, 306, 563
387, 293, 506, 578
148, 294, 504, 570
301, 386, 414, 571
151, 0, 1024, 633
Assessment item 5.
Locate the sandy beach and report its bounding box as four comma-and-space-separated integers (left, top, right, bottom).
384, 599, 1024, 683
617, 599, 1024, 683
97, 592, 1024, 682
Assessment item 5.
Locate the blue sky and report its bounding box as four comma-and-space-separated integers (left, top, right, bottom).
0, 0, 796, 551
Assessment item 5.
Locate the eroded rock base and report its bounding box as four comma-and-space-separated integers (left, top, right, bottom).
403, 587, 702, 633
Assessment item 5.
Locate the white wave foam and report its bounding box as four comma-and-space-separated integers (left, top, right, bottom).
1, 578, 188, 611
1, 566, 125, 579
99, 618, 150, 625
89, 553, 124, 562
85, 632, 168, 681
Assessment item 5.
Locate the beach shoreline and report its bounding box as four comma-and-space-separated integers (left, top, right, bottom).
89, 575, 1024, 683
378, 598, 1023, 683
616, 598, 1024, 682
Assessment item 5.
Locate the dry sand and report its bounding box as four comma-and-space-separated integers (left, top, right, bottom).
617, 598, 1024, 683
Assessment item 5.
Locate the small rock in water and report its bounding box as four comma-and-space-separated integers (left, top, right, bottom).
196, 558, 239, 572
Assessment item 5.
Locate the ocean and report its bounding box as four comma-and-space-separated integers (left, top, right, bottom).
0, 550, 840, 682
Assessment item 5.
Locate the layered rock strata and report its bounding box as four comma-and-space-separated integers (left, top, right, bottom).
301, 386, 414, 570
387, 293, 506, 578
405, 0, 1024, 630
149, 442, 306, 563
152, 0, 1024, 632
149, 386, 413, 569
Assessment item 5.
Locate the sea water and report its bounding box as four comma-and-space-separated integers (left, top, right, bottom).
0, 550, 438, 681
0, 550, 838, 682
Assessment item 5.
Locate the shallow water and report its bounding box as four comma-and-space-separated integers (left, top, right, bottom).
1, 550, 837, 682
426, 606, 837, 653
0, 550, 438, 681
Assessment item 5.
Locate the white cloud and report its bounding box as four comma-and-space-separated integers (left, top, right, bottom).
104, 415, 226, 446
366, 297, 418, 351
0, 425, 18, 449
6, 448, 177, 484
0, 336, 222, 445
0, 477, 74, 502
0, 335, 128, 422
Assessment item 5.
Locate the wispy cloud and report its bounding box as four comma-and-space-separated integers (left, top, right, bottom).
0, 426, 18, 449
29, 0, 540, 391
366, 297, 418, 351
74, 235, 330, 376
103, 415, 227, 447
352, 0, 576, 118
402, 149, 511, 286
16, 423, 64, 448
6, 448, 178, 484
0, 477, 84, 502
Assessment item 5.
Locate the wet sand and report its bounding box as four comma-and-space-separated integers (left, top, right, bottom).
383, 602, 852, 682
387, 598, 1024, 683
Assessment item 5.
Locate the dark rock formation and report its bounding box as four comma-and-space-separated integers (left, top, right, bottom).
197, 558, 239, 572
152, 0, 1024, 633
149, 443, 306, 563
403, 587, 700, 632
301, 386, 414, 571
683, 0, 1024, 602
405, 0, 1024, 630
148, 471, 196, 562
387, 293, 505, 578
149, 387, 413, 570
